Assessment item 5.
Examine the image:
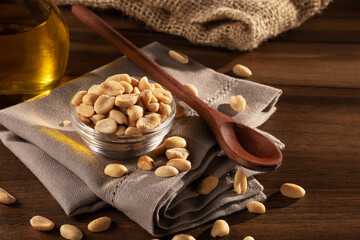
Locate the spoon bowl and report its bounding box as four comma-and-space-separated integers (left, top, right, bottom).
71, 4, 282, 171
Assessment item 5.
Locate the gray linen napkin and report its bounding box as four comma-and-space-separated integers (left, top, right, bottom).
0, 42, 283, 237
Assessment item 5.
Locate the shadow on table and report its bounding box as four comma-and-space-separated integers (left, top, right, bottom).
265, 191, 299, 209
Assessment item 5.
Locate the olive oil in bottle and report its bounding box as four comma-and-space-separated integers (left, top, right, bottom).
0, 0, 69, 98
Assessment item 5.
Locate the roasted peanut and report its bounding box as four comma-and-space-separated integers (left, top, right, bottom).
234, 169, 247, 194
138, 76, 152, 91
158, 103, 171, 116
147, 103, 160, 112
118, 81, 133, 94
132, 87, 140, 94
60, 224, 83, 240
165, 148, 189, 160
136, 113, 161, 132
106, 73, 131, 83
76, 103, 94, 118
104, 164, 129, 178
171, 233, 195, 240
137, 155, 155, 170
153, 83, 164, 89
77, 114, 92, 125
155, 166, 179, 178
280, 183, 306, 198
197, 176, 218, 194
124, 127, 142, 136
127, 116, 137, 127
130, 77, 139, 87
184, 84, 198, 97
152, 88, 172, 104
232, 64, 252, 78
108, 109, 127, 125
95, 118, 117, 134
166, 159, 191, 171
115, 94, 139, 108
127, 105, 144, 121
168, 50, 189, 64
0, 188, 16, 204
151, 143, 167, 156
71, 90, 87, 106
100, 81, 124, 96
175, 105, 185, 118
30, 216, 55, 231
114, 126, 126, 135
139, 89, 152, 106
211, 219, 230, 237
164, 136, 187, 149
94, 95, 115, 114
150, 95, 158, 103
246, 201, 266, 213
63, 120, 71, 126
88, 84, 104, 95
88, 216, 111, 233
244, 236, 255, 240
82, 93, 99, 106
229, 95, 246, 113
90, 114, 105, 125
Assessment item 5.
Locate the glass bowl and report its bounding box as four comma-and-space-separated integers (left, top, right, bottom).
69, 84, 176, 160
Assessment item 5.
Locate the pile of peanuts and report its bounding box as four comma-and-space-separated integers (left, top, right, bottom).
71, 74, 173, 135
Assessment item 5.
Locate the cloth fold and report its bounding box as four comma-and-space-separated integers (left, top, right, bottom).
54, 0, 331, 51
0, 42, 283, 237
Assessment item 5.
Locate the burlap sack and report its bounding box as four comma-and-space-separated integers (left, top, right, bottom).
54, 0, 331, 51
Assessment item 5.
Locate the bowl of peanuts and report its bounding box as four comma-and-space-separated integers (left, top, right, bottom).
69, 73, 176, 160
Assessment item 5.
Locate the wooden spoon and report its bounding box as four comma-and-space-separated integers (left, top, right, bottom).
71, 4, 282, 171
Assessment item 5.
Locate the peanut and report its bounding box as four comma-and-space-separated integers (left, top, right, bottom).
88, 216, 111, 233
166, 148, 189, 160
150, 95, 158, 103
151, 143, 167, 156
171, 233, 195, 240
153, 83, 164, 89
234, 169, 247, 194
60, 224, 83, 240
136, 113, 161, 132
155, 166, 179, 178
229, 95, 246, 113
114, 126, 126, 136
244, 236, 255, 240
108, 109, 127, 125
115, 94, 139, 108
90, 114, 105, 125
124, 127, 142, 136
232, 64, 252, 78
197, 176, 218, 194
166, 159, 191, 171
94, 95, 115, 114
130, 77, 139, 87
71, 90, 87, 106
88, 84, 104, 95
82, 93, 99, 106
106, 73, 131, 83
138, 76, 153, 91
127, 105, 144, 121
147, 103, 160, 112
152, 88, 172, 104
137, 155, 155, 170
132, 87, 140, 94
246, 201, 266, 213
100, 81, 124, 96
280, 183, 306, 198
158, 103, 171, 116
104, 164, 129, 178
118, 81, 133, 94
164, 136, 187, 149
211, 219, 230, 237
175, 105, 185, 118
139, 89, 152, 106
168, 50, 189, 64
76, 103, 94, 118
184, 84, 198, 97
30, 216, 55, 231
127, 116, 137, 127
77, 114, 92, 125
0, 188, 16, 204
95, 118, 117, 134
63, 120, 71, 126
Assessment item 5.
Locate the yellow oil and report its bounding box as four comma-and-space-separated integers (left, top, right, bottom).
0, 0, 69, 97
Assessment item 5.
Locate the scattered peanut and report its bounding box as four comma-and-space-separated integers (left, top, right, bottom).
232, 64, 252, 78
280, 183, 306, 198
151, 143, 167, 156
164, 136, 187, 149
184, 84, 198, 97
197, 176, 218, 194
229, 95, 246, 113
0, 188, 16, 204
211, 219, 230, 237
171, 233, 195, 240
88, 216, 111, 233
246, 201, 266, 214
60, 224, 83, 240
71, 90, 87, 106
233, 169, 247, 194
104, 164, 129, 178
63, 120, 71, 126
155, 166, 179, 178
166, 159, 191, 171
95, 118, 117, 134
166, 148, 189, 160
168, 50, 189, 64
175, 105, 185, 118
137, 155, 155, 170
244, 236, 255, 240
30, 216, 55, 231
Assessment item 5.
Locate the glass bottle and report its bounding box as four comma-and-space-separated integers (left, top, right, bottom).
0, 0, 69, 99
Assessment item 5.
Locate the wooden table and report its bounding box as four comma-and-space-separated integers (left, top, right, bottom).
1, 0, 359, 239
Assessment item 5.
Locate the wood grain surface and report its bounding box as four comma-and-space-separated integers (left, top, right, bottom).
1, 0, 359, 239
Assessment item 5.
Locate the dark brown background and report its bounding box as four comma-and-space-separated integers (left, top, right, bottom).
1, 0, 360, 239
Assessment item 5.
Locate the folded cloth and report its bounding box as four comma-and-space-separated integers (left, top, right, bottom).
54, 0, 331, 51
0, 42, 283, 237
